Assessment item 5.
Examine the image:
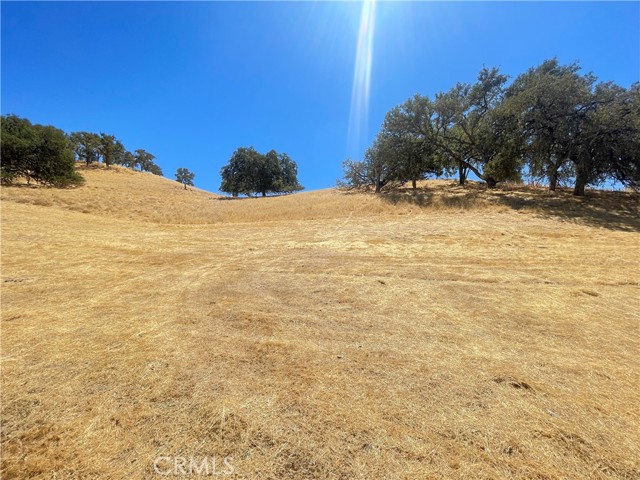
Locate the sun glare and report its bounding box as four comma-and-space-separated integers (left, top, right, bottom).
347, 0, 376, 158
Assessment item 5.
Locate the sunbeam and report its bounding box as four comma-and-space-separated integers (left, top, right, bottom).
347, 0, 376, 158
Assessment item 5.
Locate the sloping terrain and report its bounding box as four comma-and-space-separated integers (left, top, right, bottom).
1, 165, 222, 223
1, 167, 639, 479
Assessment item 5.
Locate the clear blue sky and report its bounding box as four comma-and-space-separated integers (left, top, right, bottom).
2, 1, 638, 193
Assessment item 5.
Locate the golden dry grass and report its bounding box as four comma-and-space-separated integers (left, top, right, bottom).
1, 166, 639, 479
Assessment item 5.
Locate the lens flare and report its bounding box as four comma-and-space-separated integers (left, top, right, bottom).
347, 0, 376, 158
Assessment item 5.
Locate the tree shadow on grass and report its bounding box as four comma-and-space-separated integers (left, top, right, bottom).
497, 190, 639, 232
378, 182, 640, 232
382, 189, 486, 210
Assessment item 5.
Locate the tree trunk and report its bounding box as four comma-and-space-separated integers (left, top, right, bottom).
548, 164, 558, 191
458, 162, 467, 185
262, 191, 266, 197
485, 177, 497, 188
573, 175, 588, 196
183, 183, 187, 190
573, 164, 589, 196
375, 181, 382, 193
412, 179, 417, 190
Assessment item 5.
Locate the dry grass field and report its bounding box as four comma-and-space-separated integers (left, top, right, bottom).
1, 165, 639, 479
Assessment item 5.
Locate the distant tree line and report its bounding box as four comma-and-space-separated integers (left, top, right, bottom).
340, 59, 640, 196
1, 114, 163, 187
220, 146, 303, 197
69, 131, 162, 175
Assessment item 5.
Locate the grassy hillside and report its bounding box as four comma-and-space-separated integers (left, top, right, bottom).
2, 164, 639, 227
1, 166, 639, 479
1, 164, 223, 223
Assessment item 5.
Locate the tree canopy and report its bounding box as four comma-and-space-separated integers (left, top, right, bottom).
68, 131, 163, 176
1, 114, 84, 187
341, 59, 640, 196
1, 114, 164, 187
338, 95, 443, 193
220, 147, 303, 197
175, 167, 195, 189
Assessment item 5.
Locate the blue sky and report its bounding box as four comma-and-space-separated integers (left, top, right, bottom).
2, 1, 639, 193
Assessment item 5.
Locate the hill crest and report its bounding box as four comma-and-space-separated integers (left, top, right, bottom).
1, 163, 638, 230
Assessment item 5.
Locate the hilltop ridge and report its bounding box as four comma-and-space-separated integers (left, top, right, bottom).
1, 163, 638, 230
